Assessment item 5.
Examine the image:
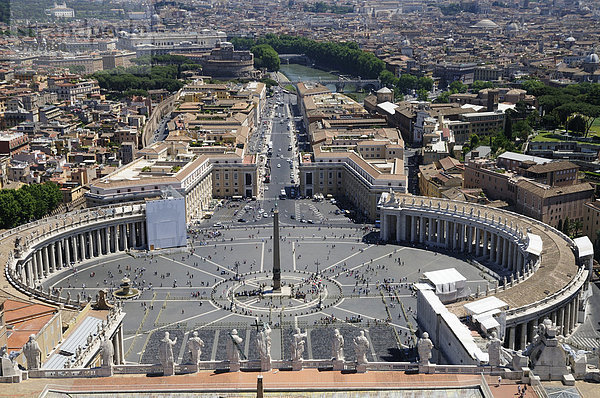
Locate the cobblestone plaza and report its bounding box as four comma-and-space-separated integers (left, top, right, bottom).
43, 215, 491, 366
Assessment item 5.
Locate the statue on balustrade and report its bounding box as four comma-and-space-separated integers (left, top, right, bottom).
100, 337, 114, 367
417, 332, 433, 366
187, 331, 204, 367
158, 331, 177, 375
332, 328, 344, 361
353, 330, 369, 365
291, 327, 307, 362
23, 334, 42, 370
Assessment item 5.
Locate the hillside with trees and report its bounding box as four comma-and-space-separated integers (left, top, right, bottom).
0, 182, 63, 229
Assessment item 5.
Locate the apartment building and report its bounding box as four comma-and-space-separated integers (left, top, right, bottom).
464, 153, 593, 229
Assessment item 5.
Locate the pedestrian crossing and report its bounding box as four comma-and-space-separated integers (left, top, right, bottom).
307, 204, 325, 221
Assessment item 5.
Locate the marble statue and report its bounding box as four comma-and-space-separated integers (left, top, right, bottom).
417, 332, 433, 365
187, 331, 205, 366
487, 332, 502, 367
0, 346, 18, 377
23, 334, 42, 370
353, 330, 369, 364
227, 329, 244, 365
332, 328, 344, 361
291, 327, 307, 362
100, 337, 114, 367
257, 323, 272, 364
158, 331, 177, 375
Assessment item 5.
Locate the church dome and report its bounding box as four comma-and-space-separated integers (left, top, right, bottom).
506, 22, 520, 32
585, 53, 600, 64
565, 36, 576, 42
472, 19, 499, 29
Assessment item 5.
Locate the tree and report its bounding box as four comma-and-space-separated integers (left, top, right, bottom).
557, 218, 563, 232
469, 134, 480, 149
567, 114, 586, 134
562, 217, 571, 235
471, 80, 495, 93
449, 80, 467, 93
416, 89, 428, 102
504, 114, 513, 139
379, 70, 397, 88
434, 91, 451, 103
251, 44, 280, 72
572, 219, 583, 238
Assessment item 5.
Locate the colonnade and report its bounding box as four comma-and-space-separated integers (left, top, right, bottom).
382, 213, 529, 275
378, 196, 590, 353
504, 293, 581, 351
17, 221, 147, 288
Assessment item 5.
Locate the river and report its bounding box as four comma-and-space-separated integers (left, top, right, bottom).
279, 64, 369, 102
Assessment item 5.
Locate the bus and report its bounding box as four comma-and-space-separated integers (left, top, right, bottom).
279, 189, 287, 200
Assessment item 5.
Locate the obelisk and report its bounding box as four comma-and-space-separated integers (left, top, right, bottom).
272, 210, 281, 291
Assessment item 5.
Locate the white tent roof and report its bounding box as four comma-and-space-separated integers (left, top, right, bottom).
464, 296, 508, 316
526, 233, 543, 256
475, 312, 500, 331
423, 268, 466, 286
574, 236, 594, 258
377, 101, 399, 115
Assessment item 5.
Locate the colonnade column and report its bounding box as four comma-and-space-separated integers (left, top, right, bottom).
87, 232, 93, 259
483, 230, 489, 257
26, 260, 33, 287
502, 238, 509, 268
508, 242, 514, 271
475, 228, 481, 256
460, 224, 466, 252
419, 217, 425, 244
437, 218, 442, 245
397, 215, 404, 241
34, 251, 41, 281
490, 233, 496, 262
42, 246, 50, 276
507, 326, 516, 350
122, 224, 129, 250
140, 222, 146, 248
495, 236, 502, 265
519, 323, 528, 351
112, 226, 118, 252
72, 235, 78, 262
65, 238, 71, 266
57, 240, 63, 270
427, 218, 433, 242
78, 233, 84, 260
564, 303, 572, 335
129, 223, 135, 249
49, 243, 56, 273
444, 220, 451, 248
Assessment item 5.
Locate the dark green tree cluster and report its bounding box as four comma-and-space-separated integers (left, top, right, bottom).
230, 34, 385, 79
251, 44, 281, 72
504, 101, 536, 141
303, 1, 354, 14
91, 63, 185, 99
379, 70, 433, 99
522, 80, 600, 135
0, 182, 63, 229
558, 217, 583, 239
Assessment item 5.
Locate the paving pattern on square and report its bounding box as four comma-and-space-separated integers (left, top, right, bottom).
43, 219, 493, 365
